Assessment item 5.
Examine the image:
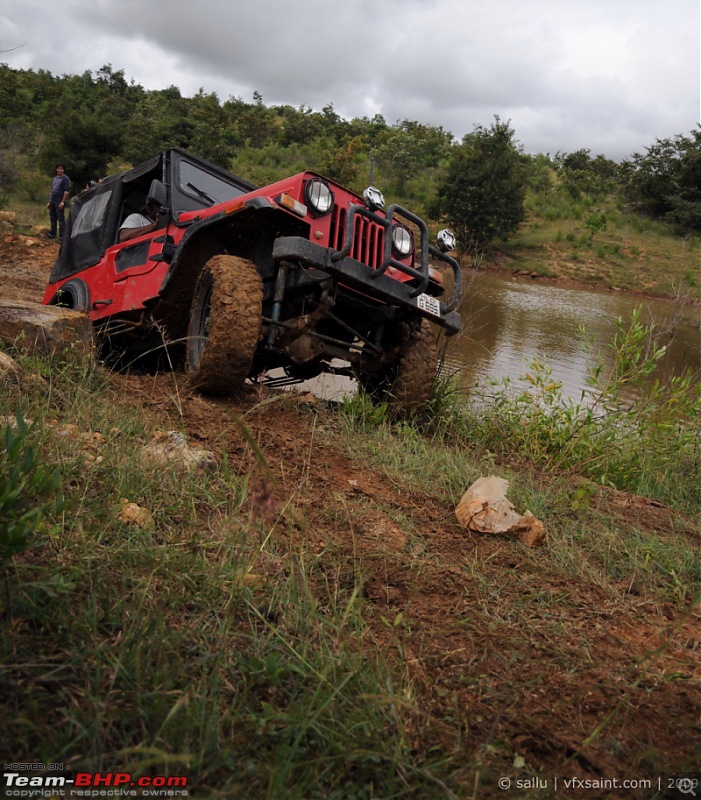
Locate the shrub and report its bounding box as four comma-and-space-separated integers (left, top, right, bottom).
0, 412, 65, 564
469, 308, 700, 508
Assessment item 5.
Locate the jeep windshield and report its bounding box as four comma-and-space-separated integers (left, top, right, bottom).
174, 159, 253, 212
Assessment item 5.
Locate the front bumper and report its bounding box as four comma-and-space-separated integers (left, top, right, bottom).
272, 235, 462, 335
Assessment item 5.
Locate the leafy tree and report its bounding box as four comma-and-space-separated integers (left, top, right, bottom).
225, 95, 278, 150
320, 135, 364, 189
39, 108, 124, 185
18, 62, 701, 240
346, 113, 388, 147
375, 119, 452, 193
523, 153, 556, 197
554, 148, 618, 199
126, 85, 197, 162
585, 212, 608, 242
431, 117, 526, 256
0, 64, 31, 123
621, 128, 701, 231
187, 89, 233, 167
277, 104, 328, 147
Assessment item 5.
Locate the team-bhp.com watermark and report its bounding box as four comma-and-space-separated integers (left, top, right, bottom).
3, 765, 189, 798
497, 774, 700, 795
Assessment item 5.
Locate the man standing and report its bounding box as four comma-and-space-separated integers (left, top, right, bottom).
46, 163, 71, 240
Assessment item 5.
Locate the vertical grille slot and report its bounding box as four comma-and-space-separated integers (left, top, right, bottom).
353, 215, 365, 264
329, 205, 385, 270
355, 213, 384, 269
374, 224, 384, 266
330, 206, 346, 251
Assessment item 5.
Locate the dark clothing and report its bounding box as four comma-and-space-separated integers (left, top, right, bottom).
48, 202, 66, 239
48, 173, 71, 239
49, 174, 71, 204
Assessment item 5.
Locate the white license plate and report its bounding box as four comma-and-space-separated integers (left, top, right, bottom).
417, 293, 441, 317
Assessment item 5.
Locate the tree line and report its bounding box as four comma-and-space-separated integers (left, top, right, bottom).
1, 63, 699, 253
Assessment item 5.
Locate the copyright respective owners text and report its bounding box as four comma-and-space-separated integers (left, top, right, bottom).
497, 774, 700, 797
3, 765, 190, 798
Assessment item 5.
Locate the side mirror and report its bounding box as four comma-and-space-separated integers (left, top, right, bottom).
147, 179, 167, 210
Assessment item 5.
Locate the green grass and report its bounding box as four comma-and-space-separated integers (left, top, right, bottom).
496, 193, 701, 299
0, 350, 457, 799
1, 310, 699, 798
334, 400, 700, 607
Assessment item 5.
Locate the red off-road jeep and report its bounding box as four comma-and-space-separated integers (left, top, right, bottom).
43, 148, 461, 412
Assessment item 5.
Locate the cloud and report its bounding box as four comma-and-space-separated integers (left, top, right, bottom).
1, 0, 698, 159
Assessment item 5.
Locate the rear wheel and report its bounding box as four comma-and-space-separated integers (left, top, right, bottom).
358, 318, 438, 414
186, 254, 263, 394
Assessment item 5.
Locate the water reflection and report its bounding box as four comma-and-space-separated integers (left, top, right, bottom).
447, 271, 700, 402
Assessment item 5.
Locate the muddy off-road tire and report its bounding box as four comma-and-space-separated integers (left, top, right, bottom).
359, 318, 438, 414
186, 255, 262, 394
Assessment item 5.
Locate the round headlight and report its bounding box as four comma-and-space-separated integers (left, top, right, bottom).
437, 229, 456, 252
363, 186, 385, 211
392, 225, 413, 258
304, 179, 334, 216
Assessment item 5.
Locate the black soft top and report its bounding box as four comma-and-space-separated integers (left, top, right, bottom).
48, 149, 257, 283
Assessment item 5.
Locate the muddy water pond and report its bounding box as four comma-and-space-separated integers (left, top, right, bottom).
291, 271, 700, 403
446, 271, 700, 403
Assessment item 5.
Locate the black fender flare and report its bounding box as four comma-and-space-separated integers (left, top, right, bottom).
46, 279, 90, 312
160, 199, 308, 295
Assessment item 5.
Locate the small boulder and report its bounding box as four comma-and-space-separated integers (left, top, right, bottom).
142, 431, 217, 474
118, 499, 154, 528
0, 300, 94, 355
456, 476, 546, 547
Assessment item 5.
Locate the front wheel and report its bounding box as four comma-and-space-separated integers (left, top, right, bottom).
357, 318, 438, 415
186, 255, 262, 394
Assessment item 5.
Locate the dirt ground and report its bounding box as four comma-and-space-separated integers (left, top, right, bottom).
0, 232, 55, 303
2, 231, 700, 797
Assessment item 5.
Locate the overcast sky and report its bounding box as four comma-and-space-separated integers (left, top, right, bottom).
1, 0, 699, 160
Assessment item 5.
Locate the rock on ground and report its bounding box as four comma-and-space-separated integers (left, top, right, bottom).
0, 299, 94, 355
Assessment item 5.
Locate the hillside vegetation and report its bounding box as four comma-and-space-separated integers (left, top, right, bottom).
1, 64, 699, 300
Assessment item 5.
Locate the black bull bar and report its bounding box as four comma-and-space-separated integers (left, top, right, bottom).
272, 203, 462, 335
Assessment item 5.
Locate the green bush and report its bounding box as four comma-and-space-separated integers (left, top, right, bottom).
469, 308, 700, 508
0, 412, 65, 563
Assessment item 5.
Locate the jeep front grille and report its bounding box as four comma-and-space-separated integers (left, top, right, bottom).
329, 206, 385, 270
